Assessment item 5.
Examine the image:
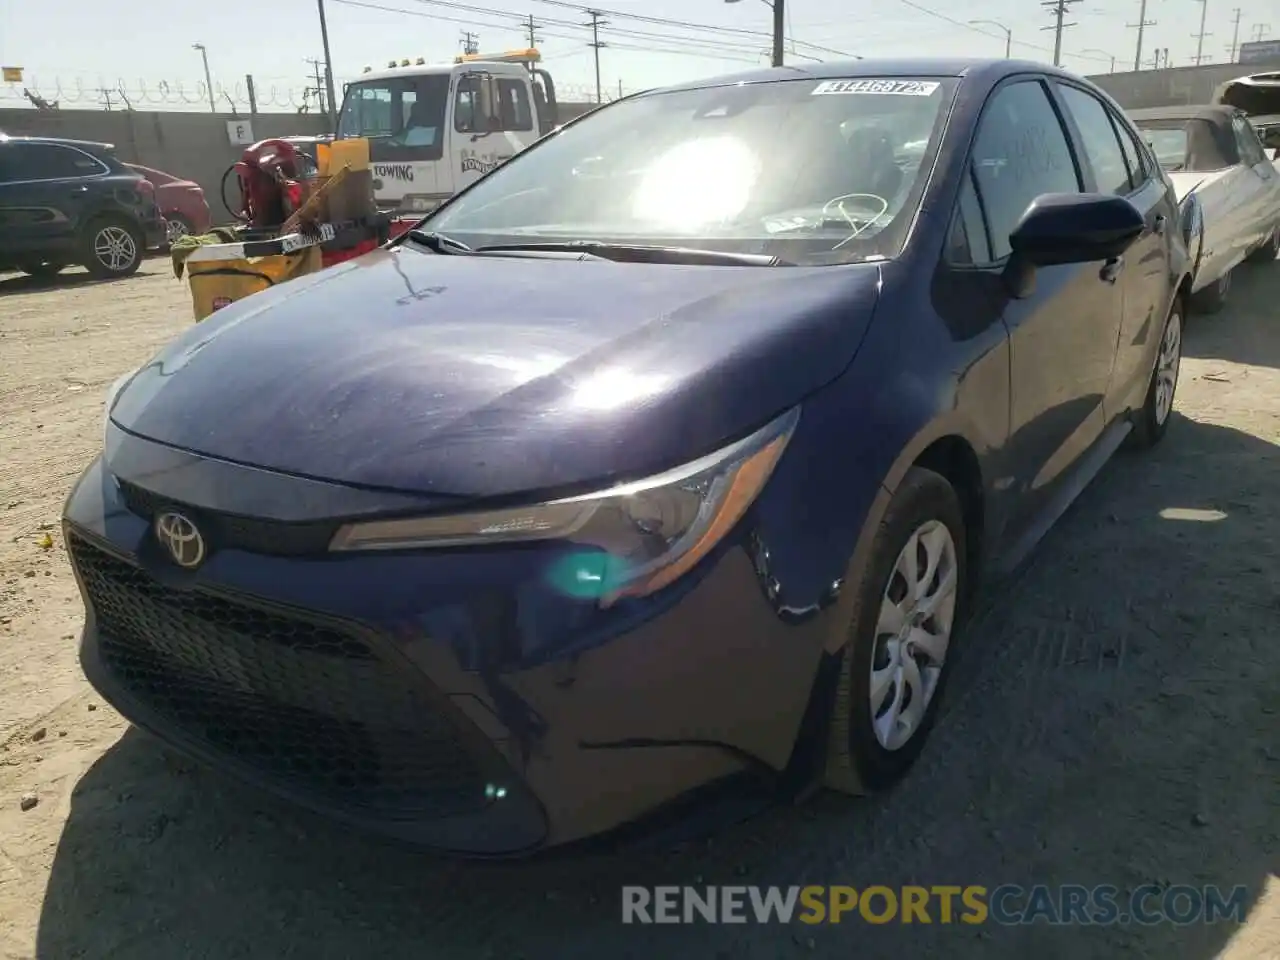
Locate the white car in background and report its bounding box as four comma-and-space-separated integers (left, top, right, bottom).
1130, 104, 1280, 312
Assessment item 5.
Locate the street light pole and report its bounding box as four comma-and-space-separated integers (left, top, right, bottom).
316, 0, 339, 130
726, 0, 785, 67
968, 19, 1013, 57
193, 43, 215, 113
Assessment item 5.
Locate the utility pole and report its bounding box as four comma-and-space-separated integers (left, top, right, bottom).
525, 14, 539, 49
1226, 7, 1242, 61
586, 10, 607, 104
1191, 0, 1211, 64
460, 31, 480, 54
193, 43, 215, 112
316, 0, 338, 129
771, 0, 785, 67
1127, 0, 1158, 71
305, 57, 326, 115
1250, 23, 1271, 42
1040, 0, 1079, 67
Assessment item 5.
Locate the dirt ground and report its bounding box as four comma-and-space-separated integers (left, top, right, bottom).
0, 261, 1276, 960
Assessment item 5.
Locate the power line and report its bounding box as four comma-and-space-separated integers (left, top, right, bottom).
1191, 0, 1211, 65
1126, 0, 1158, 71
891, 0, 1113, 64
1040, 0, 1080, 67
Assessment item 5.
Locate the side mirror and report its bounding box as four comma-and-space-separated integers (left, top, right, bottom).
1009, 192, 1145, 266
1003, 193, 1145, 299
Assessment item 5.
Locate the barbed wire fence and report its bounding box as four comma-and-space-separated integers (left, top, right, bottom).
0, 75, 635, 112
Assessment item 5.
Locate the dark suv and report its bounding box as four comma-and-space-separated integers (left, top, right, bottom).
0, 135, 166, 280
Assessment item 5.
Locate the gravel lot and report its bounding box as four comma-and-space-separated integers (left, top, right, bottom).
0, 261, 1276, 960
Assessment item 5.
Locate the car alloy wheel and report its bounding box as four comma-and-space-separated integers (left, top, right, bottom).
165, 218, 190, 244
1153, 307, 1182, 427
93, 225, 137, 273
870, 518, 958, 751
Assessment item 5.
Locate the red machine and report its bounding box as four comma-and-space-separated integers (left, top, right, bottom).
225, 139, 308, 229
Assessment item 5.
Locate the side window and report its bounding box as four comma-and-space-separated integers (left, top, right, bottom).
1112, 114, 1149, 188
496, 79, 533, 132
6, 144, 104, 181
1057, 85, 1131, 196
1232, 115, 1268, 166
454, 74, 495, 134
946, 167, 993, 265
970, 80, 1081, 261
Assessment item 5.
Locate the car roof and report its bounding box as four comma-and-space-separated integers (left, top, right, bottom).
653, 57, 1082, 94
1129, 104, 1241, 125
0, 135, 116, 152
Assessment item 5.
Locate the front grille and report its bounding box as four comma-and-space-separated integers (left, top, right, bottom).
116, 479, 338, 557
69, 533, 491, 819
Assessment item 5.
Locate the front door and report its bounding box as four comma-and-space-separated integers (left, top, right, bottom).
968, 77, 1124, 542
451, 72, 532, 192
1053, 82, 1174, 412
0, 142, 101, 261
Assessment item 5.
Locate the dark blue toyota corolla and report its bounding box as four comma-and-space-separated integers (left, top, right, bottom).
65, 58, 1190, 855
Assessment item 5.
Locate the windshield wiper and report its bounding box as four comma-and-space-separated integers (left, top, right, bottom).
405, 230, 474, 254
473, 241, 794, 267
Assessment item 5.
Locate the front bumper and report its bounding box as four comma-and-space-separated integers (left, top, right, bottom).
63, 430, 838, 854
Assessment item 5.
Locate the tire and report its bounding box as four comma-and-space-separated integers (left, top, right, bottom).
17, 261, 67, 279
825, 467, 968, 795
80, 216, 143, 280
164, 213, 195, 246
1130, 299, 1183, 449
1245, 225, 1279, 265
1192, 268, 1230, 314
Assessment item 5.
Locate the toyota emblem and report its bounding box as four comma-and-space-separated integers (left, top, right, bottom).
155, 512, 206, 569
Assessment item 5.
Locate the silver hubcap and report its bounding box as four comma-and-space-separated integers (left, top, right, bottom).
165, 218, 189, 244
871, 519, 958, 751
94, 226, 137, 272
1155, 310, 1182, 426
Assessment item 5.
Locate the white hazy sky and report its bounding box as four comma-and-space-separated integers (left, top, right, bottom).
0, 0, 1273, 110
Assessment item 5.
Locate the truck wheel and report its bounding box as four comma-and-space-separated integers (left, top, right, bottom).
81, 216, 144, 280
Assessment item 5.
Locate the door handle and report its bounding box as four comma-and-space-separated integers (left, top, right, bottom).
1100, 257, 1124, 283
1153, 214, 1167, 235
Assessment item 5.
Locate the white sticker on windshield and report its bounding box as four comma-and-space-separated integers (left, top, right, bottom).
811, 79, 940, 97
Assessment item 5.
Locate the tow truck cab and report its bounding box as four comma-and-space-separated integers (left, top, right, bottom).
334, 48, 558, 215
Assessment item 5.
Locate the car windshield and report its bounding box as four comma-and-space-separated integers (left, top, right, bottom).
337, 75, 451, 147
424, 76, 957, 265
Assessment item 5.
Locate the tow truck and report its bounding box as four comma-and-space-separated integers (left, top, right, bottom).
317, 48, 558, 216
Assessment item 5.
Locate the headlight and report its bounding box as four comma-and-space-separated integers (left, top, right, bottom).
329, 407, 799, 603
103, 367, 140, 441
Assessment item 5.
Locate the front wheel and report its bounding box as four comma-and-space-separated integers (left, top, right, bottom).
1192, 268, 1231, 314
1246, 225, 1279, 265
18, 261, 67, 279
825, 467, 967, 795
80, 216, 143, 280
1130, 300, 1182, 449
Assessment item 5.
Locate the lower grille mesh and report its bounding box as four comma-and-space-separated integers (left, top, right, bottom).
69, 533, 490, 819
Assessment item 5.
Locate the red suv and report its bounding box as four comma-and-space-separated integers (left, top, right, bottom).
126, 164, 211, 244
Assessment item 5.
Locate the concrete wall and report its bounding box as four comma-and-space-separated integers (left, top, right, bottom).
1086, 58, 1280, 111
0, 102, 602, 220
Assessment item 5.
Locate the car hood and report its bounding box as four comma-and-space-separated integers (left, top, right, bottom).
110, 247, 882, 498
1166, 168, 1230, 201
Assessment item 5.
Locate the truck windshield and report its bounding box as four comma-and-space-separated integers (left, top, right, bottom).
337, 75, 451, 160
424, 76, 956, 265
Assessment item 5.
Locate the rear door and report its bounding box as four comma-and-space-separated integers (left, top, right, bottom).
966, 76, 1123, 539
0, 142, 106, 257
1053, 82, 1175, 412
